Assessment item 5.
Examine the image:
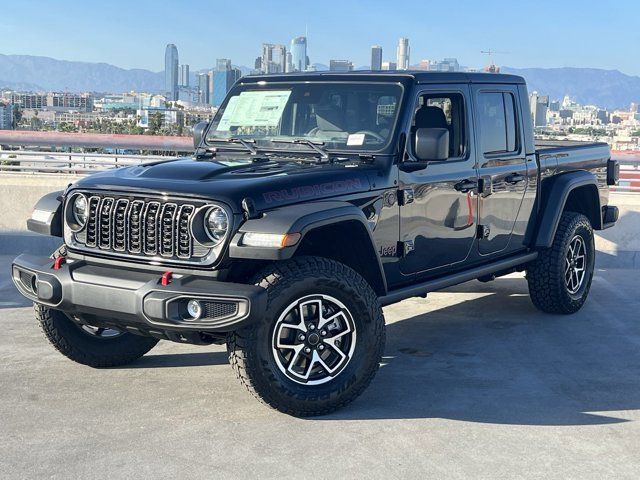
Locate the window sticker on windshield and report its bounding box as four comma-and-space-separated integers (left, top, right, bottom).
217, 90, 291, 131
347, 133, 365, 146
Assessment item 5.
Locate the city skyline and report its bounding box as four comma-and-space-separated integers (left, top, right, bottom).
1, 0, 639, 75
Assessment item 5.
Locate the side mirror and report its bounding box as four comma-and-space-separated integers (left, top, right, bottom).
415, 128, 449, 162
193, 121, 209, 149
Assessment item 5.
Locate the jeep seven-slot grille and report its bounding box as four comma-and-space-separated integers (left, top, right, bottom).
79, 195, 197, 261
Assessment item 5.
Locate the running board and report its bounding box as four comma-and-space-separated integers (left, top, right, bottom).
379, 252, 538, 306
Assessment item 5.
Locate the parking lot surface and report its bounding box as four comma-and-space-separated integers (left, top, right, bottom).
1, 257, 639, 479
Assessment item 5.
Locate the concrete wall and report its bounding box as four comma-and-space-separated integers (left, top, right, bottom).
0, 175, 638, 266
0, 175, 80, 254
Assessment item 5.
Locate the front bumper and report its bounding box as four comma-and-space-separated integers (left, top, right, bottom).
12, 254, 266, 334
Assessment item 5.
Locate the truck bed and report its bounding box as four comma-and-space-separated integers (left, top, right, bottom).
534, 140, 611, 205
535, 139, 609, 152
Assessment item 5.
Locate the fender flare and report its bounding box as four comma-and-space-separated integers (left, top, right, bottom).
26, 190, 64, 237
534, 171, 601, 248
229, 200, 387, 293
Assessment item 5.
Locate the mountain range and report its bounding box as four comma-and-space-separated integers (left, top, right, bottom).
1, 54, 639, 109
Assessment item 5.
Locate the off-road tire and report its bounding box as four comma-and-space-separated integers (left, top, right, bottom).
35, 304, 159, 367
227, 256, 385, 417
527, 211, 595, 314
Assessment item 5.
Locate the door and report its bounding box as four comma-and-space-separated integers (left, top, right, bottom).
472, 87, 529, 256
398, 85, 479, 276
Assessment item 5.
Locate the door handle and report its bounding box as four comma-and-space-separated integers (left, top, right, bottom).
454, 179, 478, 193
505, 173, 525, 184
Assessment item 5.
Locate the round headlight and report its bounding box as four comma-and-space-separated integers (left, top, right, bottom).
204, 206, 229, 244
71, 194, 88, 229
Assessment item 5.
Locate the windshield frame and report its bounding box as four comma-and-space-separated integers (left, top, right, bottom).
203, 80, 406, 156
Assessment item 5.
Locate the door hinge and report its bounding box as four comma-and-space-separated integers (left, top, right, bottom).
397, 240, 414, 257
398, 188, 414, 206
478, 176, 493, 197
477, 224, 490, 239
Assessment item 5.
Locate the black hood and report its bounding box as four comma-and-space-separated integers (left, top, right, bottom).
72, 155, 373, 213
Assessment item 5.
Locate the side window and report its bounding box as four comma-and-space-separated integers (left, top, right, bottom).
477, 92, 519, 155
411, 93, 465, 159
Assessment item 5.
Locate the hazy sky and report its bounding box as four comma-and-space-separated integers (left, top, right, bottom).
2, 0, 639, 75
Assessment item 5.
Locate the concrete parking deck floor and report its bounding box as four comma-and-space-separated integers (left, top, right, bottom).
1, 257, 639, 479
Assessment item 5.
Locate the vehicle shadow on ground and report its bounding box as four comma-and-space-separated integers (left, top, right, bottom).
323, 275, 640, 426
117, 351, 229, 368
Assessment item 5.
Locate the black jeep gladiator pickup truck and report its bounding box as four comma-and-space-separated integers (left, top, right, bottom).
12, 72, 619, 416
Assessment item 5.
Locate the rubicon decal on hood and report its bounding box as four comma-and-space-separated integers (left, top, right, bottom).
263, 178, 364, 204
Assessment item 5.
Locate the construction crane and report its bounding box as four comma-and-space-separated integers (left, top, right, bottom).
480, 50, 510, 73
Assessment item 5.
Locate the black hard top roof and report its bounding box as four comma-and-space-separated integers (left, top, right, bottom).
240, 70, 526, 85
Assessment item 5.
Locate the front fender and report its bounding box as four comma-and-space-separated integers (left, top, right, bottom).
229, 200, 373, 260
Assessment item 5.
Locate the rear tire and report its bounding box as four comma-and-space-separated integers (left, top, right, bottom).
527, 211, 595, 314
36, 304, 159, 367
227, 256, 385, 417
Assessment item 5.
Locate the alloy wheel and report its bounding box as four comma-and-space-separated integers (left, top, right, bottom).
272, 294, 357, 385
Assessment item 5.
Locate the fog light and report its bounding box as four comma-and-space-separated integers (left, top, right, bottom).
186, 299, 202, 320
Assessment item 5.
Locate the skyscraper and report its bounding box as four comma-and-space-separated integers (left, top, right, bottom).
529, 92, 549, 127
371, 45, 382, 71
290, 36, 308, 72
260, 44, 287, 73
211, 59, 241, 106
197, 73, 210, 104
164, 44, 179, 101
179, 64, 190, 87
396, 38, 410, 70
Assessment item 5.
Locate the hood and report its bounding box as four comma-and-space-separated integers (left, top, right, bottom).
72, 155, 373, 213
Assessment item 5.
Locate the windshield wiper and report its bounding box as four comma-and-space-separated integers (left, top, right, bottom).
271, 138, 330, 161
208, 137, 260, 155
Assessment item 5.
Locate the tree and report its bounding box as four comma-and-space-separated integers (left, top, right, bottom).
147, 112, 164, 135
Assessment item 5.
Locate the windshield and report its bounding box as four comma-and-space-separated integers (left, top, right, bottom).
205, 82, 403, 153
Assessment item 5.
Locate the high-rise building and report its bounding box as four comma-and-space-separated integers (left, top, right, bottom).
529, 92, 549, 127
197, 73, 210, 104
428, 58, 460, 72
381, 61, 397, 71
329, 60, 354, 72
211, 59, 241, 106
0, 103, 13, 129
290, 36, 309, 72
179, 64, 190, 87
260, 44, 287, 73
370, 45, 383, 71
216, 58, 232, 71
396, 38, 410, 70
415, 59, 430, 71
10, 92, 93, 112
164, 44, 179, 101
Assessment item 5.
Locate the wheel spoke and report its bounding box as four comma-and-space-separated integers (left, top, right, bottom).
323, 338, 348, 364
318, 310, 345, 330
286, 344, 306, 376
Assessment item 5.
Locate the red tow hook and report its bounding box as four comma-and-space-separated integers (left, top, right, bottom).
53, 256, 66, 270
160, 271, 173, 286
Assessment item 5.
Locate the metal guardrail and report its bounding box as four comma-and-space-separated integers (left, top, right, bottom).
0, 150, 172, 175
1, 131, 639, 191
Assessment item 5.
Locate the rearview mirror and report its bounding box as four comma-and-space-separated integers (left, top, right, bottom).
193, 121, 209, 149
415, 128, 449, 162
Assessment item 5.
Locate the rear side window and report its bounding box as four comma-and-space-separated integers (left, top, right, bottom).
477, 92, 518, 155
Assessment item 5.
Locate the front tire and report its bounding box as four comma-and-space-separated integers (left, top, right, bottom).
36, 304, 159, 367
527, 211, 595, 314
227, 256, 385, 417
